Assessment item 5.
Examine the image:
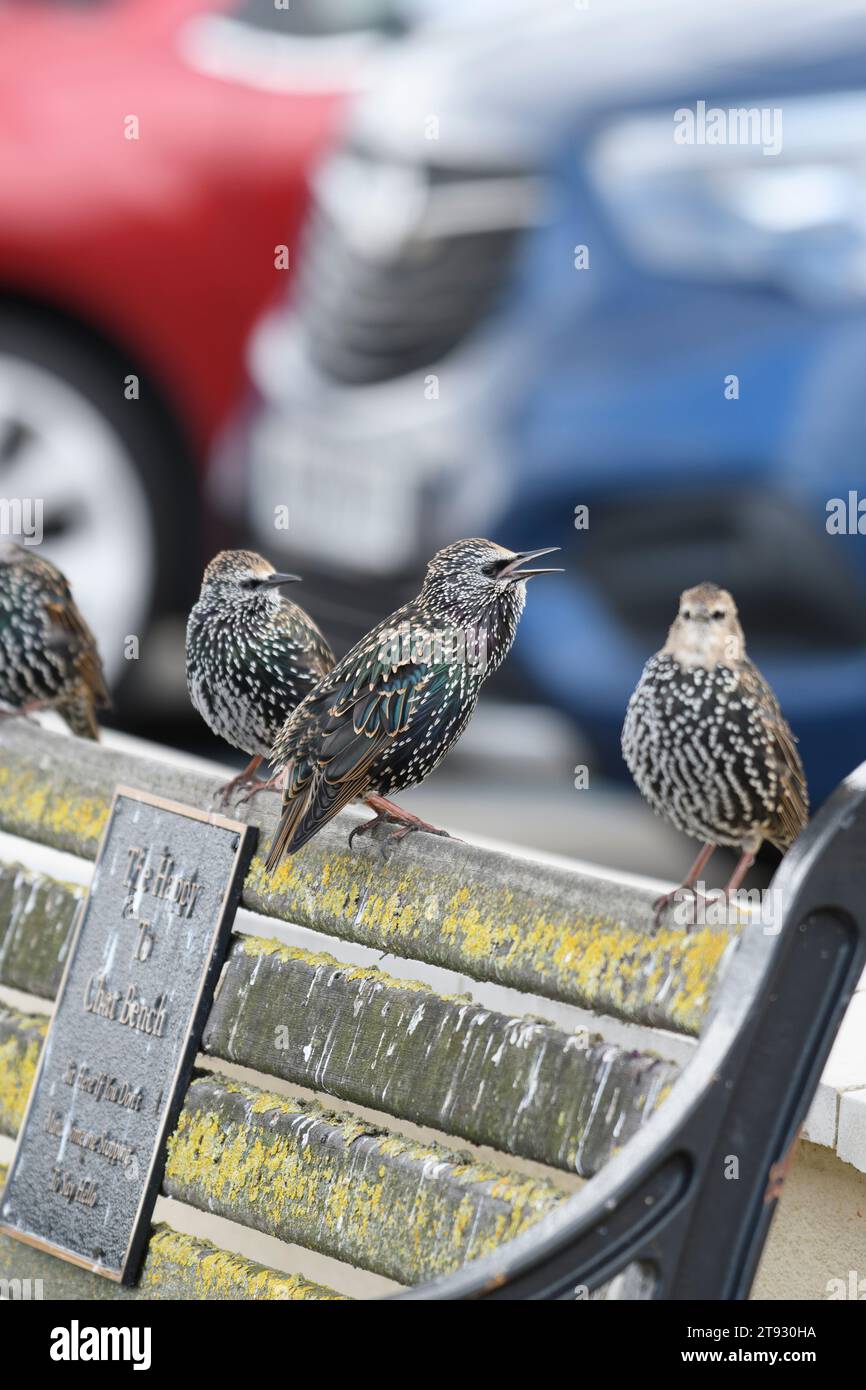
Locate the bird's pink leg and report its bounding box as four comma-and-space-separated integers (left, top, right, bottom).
652, 840, 716, 927
0, 699, 49, 722
234, 764, 286, 805
350, 793, 454, 847
216, 754, 266, 806
722, 849, 755, 896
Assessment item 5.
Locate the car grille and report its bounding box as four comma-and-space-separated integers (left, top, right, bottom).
580, 488, 866, 652
294, 153, 539, 386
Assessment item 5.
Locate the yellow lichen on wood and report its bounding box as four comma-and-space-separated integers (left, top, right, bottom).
0, 1015, 47, 1134
141, 1224, 347, 1301
163, 1074, 564, 1282
246, 852, 429, 940
439, 890, 731, 1030
0, 765, 108, 848
245, 849, 733, 1033
240, 934, 436, 996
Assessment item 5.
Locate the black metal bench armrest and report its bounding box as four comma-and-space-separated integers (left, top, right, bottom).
401, 763, 866, 1300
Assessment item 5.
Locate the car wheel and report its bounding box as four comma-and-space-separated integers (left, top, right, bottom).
0, 309, 199, 694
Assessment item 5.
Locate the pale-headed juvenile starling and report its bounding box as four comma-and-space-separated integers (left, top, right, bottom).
186, 549, 334, 802
0, 540, 109, 739
264, 538, 561, 869
622, 582, 808, 922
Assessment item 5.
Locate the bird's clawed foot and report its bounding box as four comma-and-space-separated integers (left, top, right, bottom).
652, 885, 709, 930
653, 846, 755, 927
350, 796, 454, 851
652, 841, 717, 929
214, 755, 283, 807
348, 810, 402, 849
234, 774, 284, 806
0, 701, 44, 727
652, 888, 677, 929
215, 775, 261, 807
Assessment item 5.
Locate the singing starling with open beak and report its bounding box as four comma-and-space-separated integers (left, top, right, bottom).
0, 540, 109, 739
186, 550, 334, 803
264, 539, 561, 870
622, 583, 808, 923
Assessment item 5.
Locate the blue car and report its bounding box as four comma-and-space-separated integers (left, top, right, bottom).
497, 62, 866, 802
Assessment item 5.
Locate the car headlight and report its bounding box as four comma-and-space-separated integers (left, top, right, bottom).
588, 92, 866, 304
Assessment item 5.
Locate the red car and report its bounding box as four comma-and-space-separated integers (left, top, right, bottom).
0, 0, 347, 709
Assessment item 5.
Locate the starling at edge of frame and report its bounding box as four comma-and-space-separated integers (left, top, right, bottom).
621, 581, 808, 921
0, 540, 109, 741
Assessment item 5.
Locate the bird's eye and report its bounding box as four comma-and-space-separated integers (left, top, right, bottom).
711, 609, 725, 620
481, 562, 499, 577
681, 609, 692, 620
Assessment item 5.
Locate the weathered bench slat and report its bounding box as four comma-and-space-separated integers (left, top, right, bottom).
0, 724, 734, 1031
0, 868, 680, 1176
0, 1167, 344, 1300
0, 1005, 47, 1137
205, 936, 679, 1176
163, 1071, 565, 1285
0, 862, 81, 999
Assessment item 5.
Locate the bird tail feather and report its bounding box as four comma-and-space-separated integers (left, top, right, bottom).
58, 692, 100, 741
264, 787, 320, 871
265, 772, 364, 871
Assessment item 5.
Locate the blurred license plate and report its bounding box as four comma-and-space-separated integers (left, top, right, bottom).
253, 414, 426, 573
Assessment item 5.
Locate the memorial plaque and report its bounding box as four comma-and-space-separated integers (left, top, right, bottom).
0, 786, 257, 1283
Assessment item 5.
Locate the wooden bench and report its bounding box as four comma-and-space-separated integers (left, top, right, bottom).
0, 720, 863, 1300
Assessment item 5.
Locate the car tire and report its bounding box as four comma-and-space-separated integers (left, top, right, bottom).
0, 305, 201, 709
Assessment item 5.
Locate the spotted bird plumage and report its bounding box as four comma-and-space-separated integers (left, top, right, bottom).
186, 549, 334, 801
0, 540, 109, 739
266, 539, 560, 867
622, 582, 807, 914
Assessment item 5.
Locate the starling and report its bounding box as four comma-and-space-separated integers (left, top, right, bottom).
0, 540, 109, 739
622, 582, 808, 921
264, 539, 561, 869
186, 549, 334, 802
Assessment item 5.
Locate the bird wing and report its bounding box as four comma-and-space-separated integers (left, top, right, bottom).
265, 650, 451, 868
272, 601, 335, 682
741, 662, 808, 849
44, 593, 110, 711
